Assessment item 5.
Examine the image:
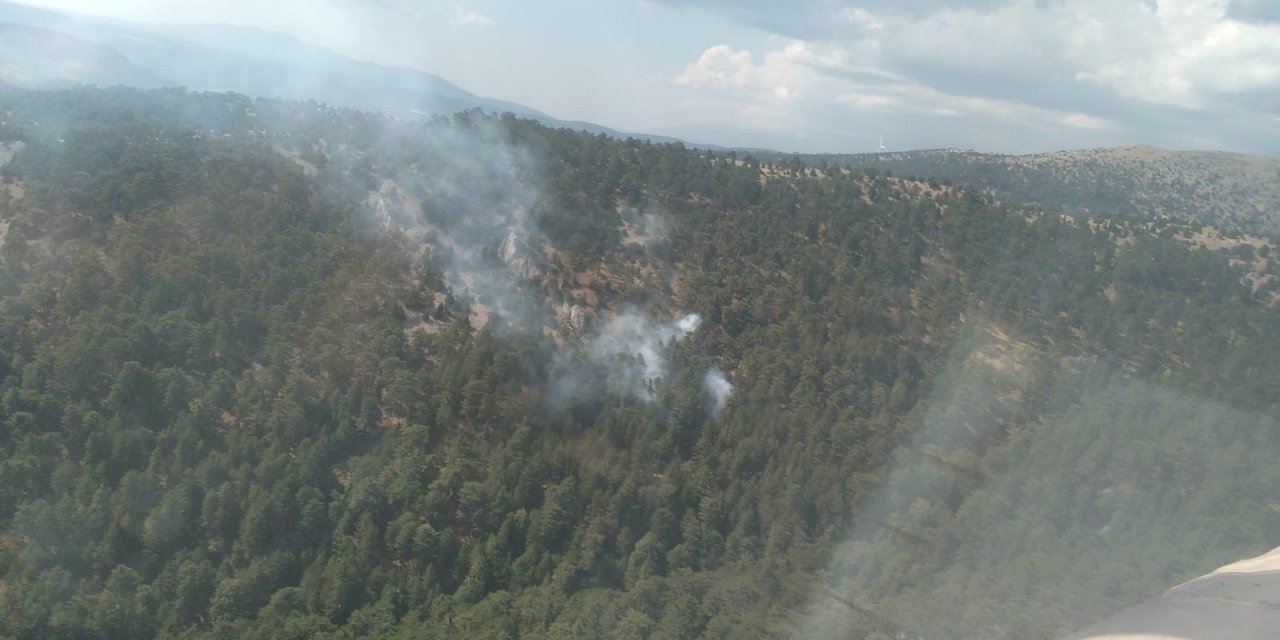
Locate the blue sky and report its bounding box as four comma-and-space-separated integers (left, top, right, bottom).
16, 0, 1280, 155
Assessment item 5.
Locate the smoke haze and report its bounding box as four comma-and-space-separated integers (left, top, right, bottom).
703, 367, 733, 416
551, 310, 702, 405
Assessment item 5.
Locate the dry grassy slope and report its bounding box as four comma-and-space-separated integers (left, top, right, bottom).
834, 146, 1280, 236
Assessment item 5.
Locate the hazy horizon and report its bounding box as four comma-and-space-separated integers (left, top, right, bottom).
9, 0, 1280, 156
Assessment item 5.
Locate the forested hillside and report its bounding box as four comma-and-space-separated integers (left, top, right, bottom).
788, 146, 1280, 236
0, 86, 1277, 639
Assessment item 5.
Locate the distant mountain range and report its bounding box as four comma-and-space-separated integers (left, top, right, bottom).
0, 0, 691, 144
0, 21, 168, 89
775, 146, 1280, 234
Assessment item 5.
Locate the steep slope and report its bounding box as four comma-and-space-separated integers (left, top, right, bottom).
0, 87, 1276, 640
788, 146, 1280, 235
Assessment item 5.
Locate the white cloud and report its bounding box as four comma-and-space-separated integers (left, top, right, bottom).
836, 92, 898, 110
675, 45, 755, 89
1071, 0, 1280, 108
450, 5, 495, 26
675, 44, 806, 101
667, 0, 1280, 153
674, 42, 862, 128
837, 7, 884, 30
1061, 113, 1115, 131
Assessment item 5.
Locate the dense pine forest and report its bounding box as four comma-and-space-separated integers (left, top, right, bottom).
0, 86, 1277, 639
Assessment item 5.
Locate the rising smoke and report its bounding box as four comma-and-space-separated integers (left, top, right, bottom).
293, 105, 736, 416
592, 311, 699, 400
344, 116, 736, 414
358, 114, 546, 330
703, 366, 733, 416
551, 310, 702, 404
547, 310, 733, 415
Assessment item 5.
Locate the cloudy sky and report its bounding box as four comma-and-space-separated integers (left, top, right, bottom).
16, 0, 1280, 154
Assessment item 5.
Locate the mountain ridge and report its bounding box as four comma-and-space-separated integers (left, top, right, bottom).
0, 21, 170, 89
0, 0, 704, 147
779, 145, 1280, 234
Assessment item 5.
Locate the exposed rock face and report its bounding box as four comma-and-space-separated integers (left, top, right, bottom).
555, 303, 586, 334
1070, 546, 1280, 640
499, 228, 541, 281
365, 180, 425, 231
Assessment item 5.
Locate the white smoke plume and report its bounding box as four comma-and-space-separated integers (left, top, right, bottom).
703, 367, 733, 417
308, 113, 725, 413
591, 311, 700, 400
353, 115, 546, 330
552, 310, 701, 404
